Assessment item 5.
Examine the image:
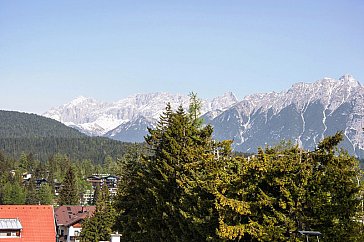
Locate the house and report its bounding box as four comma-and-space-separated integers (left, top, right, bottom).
35, 178, 48, 190
22, 172, 32, 181
103, 175, 119, 197
83, 174, 120, 204
54, 179, 62, 196
54, 206, 95, 242
0, 205, 56, 242
0, 218, 22, 238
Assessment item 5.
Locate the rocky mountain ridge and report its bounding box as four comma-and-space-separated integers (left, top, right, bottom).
43, 75, 364, 157
44, 92, 238, 136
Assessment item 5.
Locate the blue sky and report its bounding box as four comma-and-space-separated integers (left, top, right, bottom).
1, 0, 363, 114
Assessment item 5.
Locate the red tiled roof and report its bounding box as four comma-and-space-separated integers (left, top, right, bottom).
54, 206, 95, 227
73, 223, 82, 228
0, 205, 56, 242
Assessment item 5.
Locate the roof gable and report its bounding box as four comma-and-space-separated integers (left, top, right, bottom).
54, 206, 95, 227
0, 205, 56, 242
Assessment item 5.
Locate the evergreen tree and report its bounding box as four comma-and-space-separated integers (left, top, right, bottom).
0, 152, 14, 204
114, 99, 230, 241
37, 183, 53, 205
80, 185, 116, 241
58, 166, 79, 205
216, 145, 311, 241
25, 176, 38, 205
113, 146, 151, 241
96, 185, 116, 240
215, 133, 364, 242
303, 132, 363, 241
79, 215, 98, 242
18, 152, 29, 172
92, 183, 100, 205
188, 92, 203, 127
1, 181, 26, 205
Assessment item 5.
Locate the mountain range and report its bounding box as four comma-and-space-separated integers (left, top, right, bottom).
43, 74, 364, 157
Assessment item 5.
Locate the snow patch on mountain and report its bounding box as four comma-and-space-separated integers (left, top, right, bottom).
210, 74, 364, 156
43, 92, 238, 136
43, 75, 364, 157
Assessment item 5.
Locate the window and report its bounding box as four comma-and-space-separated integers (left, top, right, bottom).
0, 230, 21, 238
0, 219, 22, 238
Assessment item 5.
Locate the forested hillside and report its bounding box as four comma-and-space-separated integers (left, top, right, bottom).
0, 110, 139, 162
0, 110, 84, 138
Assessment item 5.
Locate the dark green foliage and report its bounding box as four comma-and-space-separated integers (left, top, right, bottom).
317, 131, 343, 152
25, 176, 38, 205
215, 132, 363, 241
0, 136, 136, 164
0, 110, 138, 163
0, 174, 26, 205
58, 166, 79, 205
80, 185, 116, 242
304, 133, 362, 241
112, 147, 149, 240
114, 101, 229, 241
92, 183, 100, 205
188, 92, 203, 126
0, 110, 84, 138
216, 145, 310, 241
79, 215, 98, 242
37, 183, 53, 205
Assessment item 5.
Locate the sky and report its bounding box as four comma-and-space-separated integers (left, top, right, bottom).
1, 0, 363, 114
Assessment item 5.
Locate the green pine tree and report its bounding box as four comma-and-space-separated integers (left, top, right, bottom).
113, 147, 151, 241
25, 176, 38, 205
92, 183, 100, 205
58, 166, 79, 205
80, 185, 116, 242
37, 183, 53, 205
1, 181, 26, 205
114, 98, 231, 241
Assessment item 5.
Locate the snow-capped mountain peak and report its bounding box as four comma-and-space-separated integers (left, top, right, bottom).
43, 92, 238, 136
68, 96, 92, 106
210, 92, 238, 110
43, 75, 364, 157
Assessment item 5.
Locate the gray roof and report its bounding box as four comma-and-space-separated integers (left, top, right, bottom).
0, 218, 22, 230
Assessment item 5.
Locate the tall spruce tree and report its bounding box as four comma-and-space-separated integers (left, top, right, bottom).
92, 183, 100, 205
113, 145, 152, 240
80, 185, 115, 242
58, 166, 79, 205
114, 96, 232, 241
37, 183, 53, 205
25, 176, 38, 205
